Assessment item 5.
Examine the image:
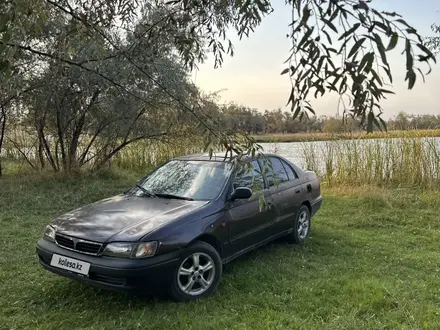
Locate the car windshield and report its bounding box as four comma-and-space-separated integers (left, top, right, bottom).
132, 160, 233, 201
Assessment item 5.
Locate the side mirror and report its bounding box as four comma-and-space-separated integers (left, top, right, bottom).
230, 187, 253, 201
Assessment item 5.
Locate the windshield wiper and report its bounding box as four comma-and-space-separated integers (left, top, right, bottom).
155, 193, 194, 201
135, 184, 157, 198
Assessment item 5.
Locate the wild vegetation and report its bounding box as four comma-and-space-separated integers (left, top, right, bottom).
301, 137, 440, 189
253, 129, 440, 143
0, 0, 438, 177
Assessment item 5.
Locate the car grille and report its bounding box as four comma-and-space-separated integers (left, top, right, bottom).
55, 233, 102, 255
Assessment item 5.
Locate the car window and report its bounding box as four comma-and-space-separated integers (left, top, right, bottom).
134, 160, 232, 200
281, 159, 298, 180
233, 160, 264, 191
265, 157, 289, 187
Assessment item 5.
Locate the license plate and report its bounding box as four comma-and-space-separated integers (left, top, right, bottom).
50, 254, 91, 276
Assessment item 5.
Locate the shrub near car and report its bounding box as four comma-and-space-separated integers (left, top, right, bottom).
36, 153, 322, 301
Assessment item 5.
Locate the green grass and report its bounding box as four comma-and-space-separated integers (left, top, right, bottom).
253, 129, 440, 143
1, 175, 440, 329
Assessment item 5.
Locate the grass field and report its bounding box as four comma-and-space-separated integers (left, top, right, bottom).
1, 174, 440, 329
253, 129, 440, 143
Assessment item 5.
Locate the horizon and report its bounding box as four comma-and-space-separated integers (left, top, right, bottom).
193, 0, 440, 120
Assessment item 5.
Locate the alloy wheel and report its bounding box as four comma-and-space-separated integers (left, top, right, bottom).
297, 210, 309, 240
177, 252, 216, 296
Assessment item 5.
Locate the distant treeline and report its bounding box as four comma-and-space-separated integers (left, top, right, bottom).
214, 104, 440, 134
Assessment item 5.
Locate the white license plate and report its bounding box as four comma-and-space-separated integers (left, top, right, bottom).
50, 254, 91, 276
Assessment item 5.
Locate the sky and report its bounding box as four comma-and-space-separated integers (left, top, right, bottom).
193, 0, 440, 119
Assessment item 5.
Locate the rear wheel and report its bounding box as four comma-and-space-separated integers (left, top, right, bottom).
169, 241, 222, 301
287, 205, 311, 244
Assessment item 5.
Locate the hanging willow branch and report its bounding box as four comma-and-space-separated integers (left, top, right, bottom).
282, 0, 436, 132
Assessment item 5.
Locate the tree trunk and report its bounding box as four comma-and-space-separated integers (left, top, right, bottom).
38, 119, 58, 172
94, 132, 169, 171
38, 137, 45, 169
56, 107, 67, 172
0, 107, 6, 177
68, 89, 100, 171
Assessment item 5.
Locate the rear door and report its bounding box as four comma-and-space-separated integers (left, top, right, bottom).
226, 160, 276, 254
263, 157, 304, 233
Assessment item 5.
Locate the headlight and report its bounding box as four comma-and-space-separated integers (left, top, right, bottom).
102, 242, 133, 258
102, 241, 158, 258
43, 225, 55, 242
133, 241, 158, 258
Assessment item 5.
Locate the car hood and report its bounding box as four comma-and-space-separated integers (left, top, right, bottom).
51, 194, 208, 242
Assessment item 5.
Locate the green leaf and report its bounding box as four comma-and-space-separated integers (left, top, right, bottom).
322, 30, 333, 44
416, 43, 436, 63
386, 32, 399, 51
379, 117, 388, 132
383, 66, 393, 83
317, 56, 326, 73
379, 89, 395, 94
348, 38, 366, 58
372, 116, 382, 132
405, 38, 413, 71
373, 21, 391, 34
305, 105, 315, 115
416, 68, 426, 83
395, 18, 412, 29
405, 69, 416, 89
338, 23, 360, 41
373, 33, 388, 66
382, 11, 401, 18
286, 88, 294, 106
339, 76, 348, 93
370, 69, 383, 86
297, 27, 314, 49
358, 52, 374, 73
292, 106, 301, 120
338, 36, 352, 54
302, 6, 311, 25
321, 18, 338, 33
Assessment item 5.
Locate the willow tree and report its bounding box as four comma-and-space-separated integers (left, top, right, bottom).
0, 0, 437, 171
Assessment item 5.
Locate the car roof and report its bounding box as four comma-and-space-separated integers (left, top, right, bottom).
173, 152, 280, 162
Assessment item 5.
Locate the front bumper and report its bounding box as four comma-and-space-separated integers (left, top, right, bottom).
36, 239, 181, 293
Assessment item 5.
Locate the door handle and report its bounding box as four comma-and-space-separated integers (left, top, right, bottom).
295, 189, 301, 194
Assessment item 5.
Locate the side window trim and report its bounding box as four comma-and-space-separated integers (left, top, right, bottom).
252, 159, 267, 190
272, 156, 289, 187
231, 160, 266, 191
281, 159, 299, 180
256, 158, 270, 189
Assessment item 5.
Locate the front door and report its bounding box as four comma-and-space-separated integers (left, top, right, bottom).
226, 160, 276, 254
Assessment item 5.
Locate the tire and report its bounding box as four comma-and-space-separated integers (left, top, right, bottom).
287, 205, 311, 244
169, 241, 222, 302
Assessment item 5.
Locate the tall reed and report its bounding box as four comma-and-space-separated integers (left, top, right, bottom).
112, 136, 206, 172
302, 137, 440, 189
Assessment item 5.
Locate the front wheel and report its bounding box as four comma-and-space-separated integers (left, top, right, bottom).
287, 205, 311, 244
169, 241, 222, 301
